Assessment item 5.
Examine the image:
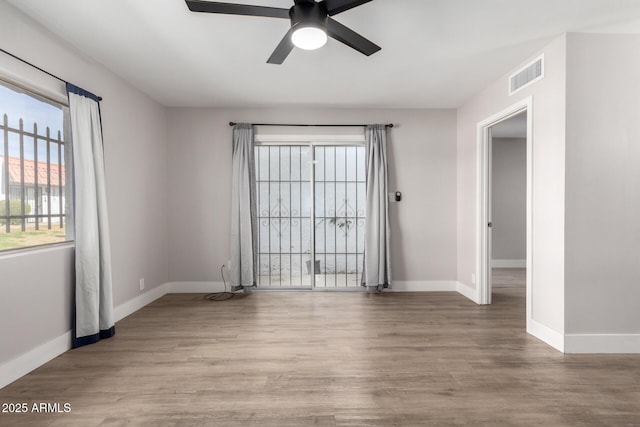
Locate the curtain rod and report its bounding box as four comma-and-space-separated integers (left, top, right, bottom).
229, 122, 394, 128
0, 48, 103, 101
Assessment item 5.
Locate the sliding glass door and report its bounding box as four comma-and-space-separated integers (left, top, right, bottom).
255, 143, 365, 289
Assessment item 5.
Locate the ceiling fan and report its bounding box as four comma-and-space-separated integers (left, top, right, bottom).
185, 0, 381, 64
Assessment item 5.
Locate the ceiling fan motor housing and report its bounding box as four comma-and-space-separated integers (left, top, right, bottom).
290, 1, 328, 31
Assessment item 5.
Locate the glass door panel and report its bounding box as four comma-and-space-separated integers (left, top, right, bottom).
255, 143, 365, 289
256, 145, 312, 288
314, 145, 365, 288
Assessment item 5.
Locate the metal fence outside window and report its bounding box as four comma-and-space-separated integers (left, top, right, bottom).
1, 113, 67, 233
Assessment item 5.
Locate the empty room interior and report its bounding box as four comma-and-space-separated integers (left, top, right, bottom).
1, 0, 640, 425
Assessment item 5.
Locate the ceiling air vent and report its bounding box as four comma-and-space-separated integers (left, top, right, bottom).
509, 55, 544, 95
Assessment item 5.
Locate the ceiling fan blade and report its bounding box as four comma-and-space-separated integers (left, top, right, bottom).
320, 0, 373, 16
326, 18, 381, 56
267, 29, 295, 64
185, 0, 290, 19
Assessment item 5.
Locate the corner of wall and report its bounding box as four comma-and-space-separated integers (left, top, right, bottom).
456, 281, 479, 304
528, 320, 565, 352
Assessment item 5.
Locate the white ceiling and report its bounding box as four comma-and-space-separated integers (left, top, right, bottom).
8, 0, 640, 108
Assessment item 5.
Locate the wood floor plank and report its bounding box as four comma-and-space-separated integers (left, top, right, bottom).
1, 284, 639, 426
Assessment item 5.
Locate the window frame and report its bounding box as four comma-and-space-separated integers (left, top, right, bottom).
0, 78, 74, 254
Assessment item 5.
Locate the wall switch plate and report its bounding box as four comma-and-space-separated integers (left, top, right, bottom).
139, 278, 145, 291
388, 192, 402, 203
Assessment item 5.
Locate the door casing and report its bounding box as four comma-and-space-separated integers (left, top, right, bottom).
475, 97, 533, 331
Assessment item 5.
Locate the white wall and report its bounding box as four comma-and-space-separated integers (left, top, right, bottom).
491, 137, 526, 263
166, 108, 458, 286
457, 35, 567, 336
565, 33, 640, 335
0, 2, 168, 366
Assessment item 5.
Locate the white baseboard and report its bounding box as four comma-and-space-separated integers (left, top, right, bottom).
390, 280, 458, 292
113, 284, 168, 322
456, 281, 480, 303
528, 319, 564, 352
169, 281, 473, 296
564, 333, 640, 354
492, 259, 526, 268
167, 281, 226, 293
0, 331, 71, 389
1, 284, 172, 389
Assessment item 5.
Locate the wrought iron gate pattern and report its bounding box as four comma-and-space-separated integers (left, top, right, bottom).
255, 144, 365, 288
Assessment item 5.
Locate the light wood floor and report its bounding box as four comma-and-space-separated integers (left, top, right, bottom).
1, 273, 639, 426
492, 267, 526, 288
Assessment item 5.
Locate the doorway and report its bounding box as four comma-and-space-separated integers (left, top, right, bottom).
254, 142, 366, 289
489, 113, 527, 303
476, 97, 532, 328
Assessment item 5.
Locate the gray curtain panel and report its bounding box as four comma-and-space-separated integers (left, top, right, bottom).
67, 83, 115, 348
230, 123, 257, 290
362, 124, 392, 290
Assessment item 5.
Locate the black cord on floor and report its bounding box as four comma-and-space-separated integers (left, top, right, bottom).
203, 265, 236, 301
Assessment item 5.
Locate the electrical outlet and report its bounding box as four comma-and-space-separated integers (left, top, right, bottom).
227, 259, 232, 270
471, 274, 476, 285
139, 278, 145, 291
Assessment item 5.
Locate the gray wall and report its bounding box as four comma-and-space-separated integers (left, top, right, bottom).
565, 33, 640, 334
491, 137, 526, 262
457, 35, 567, 333
166, 108, 458, 284
0, 3, 169, 365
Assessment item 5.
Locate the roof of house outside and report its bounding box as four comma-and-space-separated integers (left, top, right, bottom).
0, 155, 65, 187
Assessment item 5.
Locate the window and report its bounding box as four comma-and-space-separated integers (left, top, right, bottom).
0, 79, 73, 252
255, 143, 365, 288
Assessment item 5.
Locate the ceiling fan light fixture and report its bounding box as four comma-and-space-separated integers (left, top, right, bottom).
184, 0, 382, 64
291, 26, 327, 50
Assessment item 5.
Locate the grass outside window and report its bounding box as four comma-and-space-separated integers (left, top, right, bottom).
0, 223, 68, 251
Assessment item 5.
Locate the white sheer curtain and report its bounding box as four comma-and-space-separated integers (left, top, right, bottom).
362, 124, 392, 290
67, 83, 114, 348
230, 123, 257, 291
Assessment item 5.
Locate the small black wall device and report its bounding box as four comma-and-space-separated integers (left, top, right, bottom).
395, 191, 402, 202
